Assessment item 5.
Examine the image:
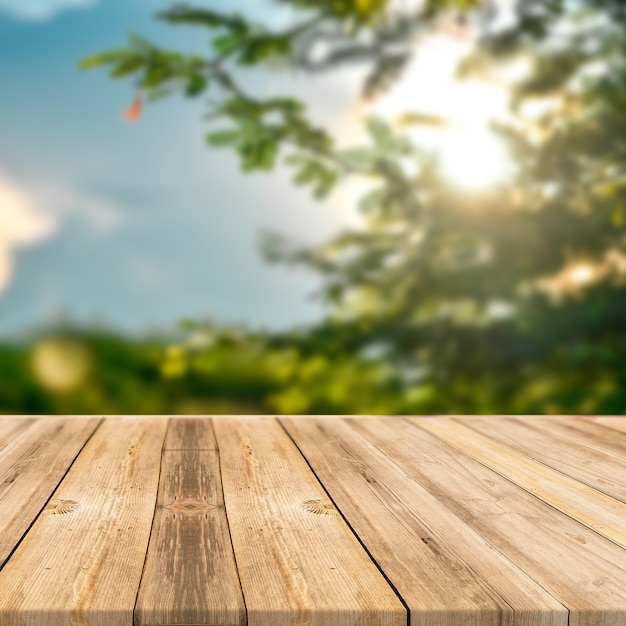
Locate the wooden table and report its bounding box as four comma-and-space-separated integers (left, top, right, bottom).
1, 416, 626, 626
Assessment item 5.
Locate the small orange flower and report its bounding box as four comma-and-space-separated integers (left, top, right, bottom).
123, 92, 142, 122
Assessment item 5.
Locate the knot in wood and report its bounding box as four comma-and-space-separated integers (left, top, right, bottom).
164, 499, 218, 514
301, 499, 336, 515
44, 499, 80, 516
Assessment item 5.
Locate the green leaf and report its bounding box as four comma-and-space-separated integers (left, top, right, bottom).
206, 129, 242, 146
186, 74, 208, 96
79, 50, 129, 70
109, 56, 145, 78
146, 85, 180, 102
259, 140, 279, 170
238, 133, 280, 171
237, 35, 290, 66
212, 33, 244, 56
157, 7, 248, 34
337, 148, 377, 170
366, 116, 393, 145
294, 164, 317, 185
313, 170, 339, 199
127, 31, 154, 53
287, 154, 339, 200
141, 63, 171, 88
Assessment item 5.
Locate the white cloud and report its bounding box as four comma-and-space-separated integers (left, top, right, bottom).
0, 174, 58, 294
0, 0, 96, 22
0, 171, 127, 295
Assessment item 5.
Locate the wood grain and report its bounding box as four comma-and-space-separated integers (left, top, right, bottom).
162, 416, 217, 451
135, 418, 246, 626
588, 416, 626, 436
0, 417, 37, 451
0, 417, 168, 626
0, 417, 101, 569
354, 417, 626, 626
1, 415, 626, 626
213, 416, 406, 626
453, 416, 626, 504
281, 416, 567, 626
413, 416, 626, 550
496, 416, 626, 462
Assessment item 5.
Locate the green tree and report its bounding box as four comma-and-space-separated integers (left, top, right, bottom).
78, 0, 626, 415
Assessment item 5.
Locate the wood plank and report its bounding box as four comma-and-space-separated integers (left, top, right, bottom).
588, 416, 626, 436
492, 415, 626, 461
162, 416, 217, 451
412, 416, 626, 550
281, 416, 566, 626
0, 417, 168, 626
212, 417, 406, 626
0, 417, 101, 570
135, 418, 246, 626
453, 416, 626, 504
350, 416, 626, 626
0, 417, 38, 452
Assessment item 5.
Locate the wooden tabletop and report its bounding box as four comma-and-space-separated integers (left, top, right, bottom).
0, 416, 626, 626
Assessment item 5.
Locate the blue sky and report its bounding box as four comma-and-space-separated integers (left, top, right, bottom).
0, 0, 365, 337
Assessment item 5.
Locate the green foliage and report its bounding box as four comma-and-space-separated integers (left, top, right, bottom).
157, 6, 292, 65
276, 0, 390, 26
203, 94, 335, 174
80, 31, 209, 97
63, 0, 626, 415
285, 153, 339, 199
0, 325, 278, 414
259, 0, 626, 414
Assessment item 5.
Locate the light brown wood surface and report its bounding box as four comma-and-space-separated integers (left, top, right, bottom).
589, 415, 626, 436
281, 417, 567, 626
0, 417, 101, 569
0, 417, 167, 626
412, 416, 626, 550
212, 416, 406, 626
450, 416, 626, 503
135, 418, 246, 626
1, 415, 626, 626
384, 417, 626, 626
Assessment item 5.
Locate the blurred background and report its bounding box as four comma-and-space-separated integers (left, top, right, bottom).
1, 0, 626, 415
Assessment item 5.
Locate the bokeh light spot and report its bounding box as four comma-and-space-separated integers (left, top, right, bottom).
31, 339, 91, 392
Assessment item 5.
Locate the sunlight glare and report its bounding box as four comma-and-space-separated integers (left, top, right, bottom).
361, 32, 514, 190
569, 263, 595, 285
436, 127, 512, 190
538, 261, 602, 299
